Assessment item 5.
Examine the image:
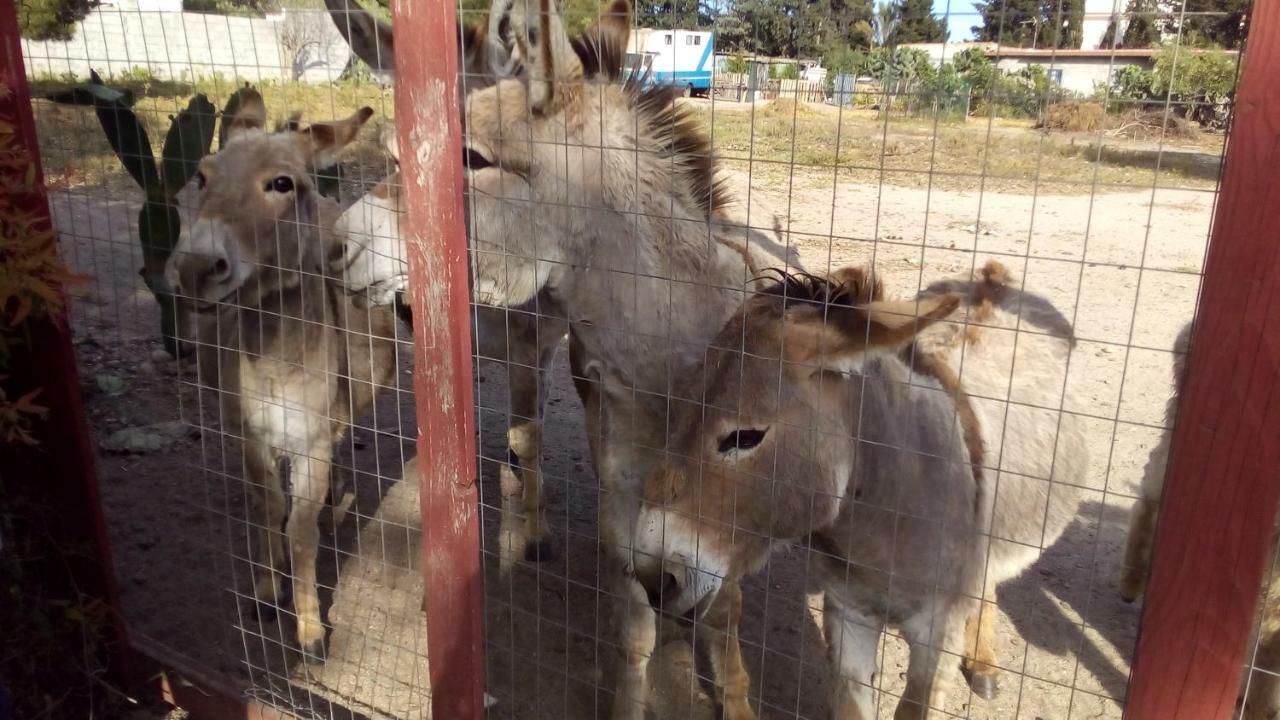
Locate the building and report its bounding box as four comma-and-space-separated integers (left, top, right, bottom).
899, 43, 1237, 97
989, 47, 1156, 95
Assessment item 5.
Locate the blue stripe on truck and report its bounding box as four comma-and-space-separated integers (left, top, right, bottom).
696, 33, 715, 72
649, 70, 712, 89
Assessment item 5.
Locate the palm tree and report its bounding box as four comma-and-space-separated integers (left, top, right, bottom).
873, 0, 898, 47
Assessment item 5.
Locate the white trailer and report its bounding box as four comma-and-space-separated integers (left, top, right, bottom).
624, 27, 716, 96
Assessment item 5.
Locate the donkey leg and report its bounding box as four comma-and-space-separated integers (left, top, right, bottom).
896, 608, 959, 720
506, 310, 562, 563
245, 440, 286, 621
1120, 498, 1158, 602
611, 569, 657, 720
287, 442, 333, 660
961, 600, 1000, 700
823, 600, 882, 720
696, 581, 756, 720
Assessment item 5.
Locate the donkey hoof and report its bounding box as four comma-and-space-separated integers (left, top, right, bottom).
300, 636, 327, 661
524, 539, 556, 563
966, 670, 999, 701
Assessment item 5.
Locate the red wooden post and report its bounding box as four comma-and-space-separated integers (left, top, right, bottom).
388, 0, 485, 718
0, 0, 130, 684
1125, 2, 1280, 717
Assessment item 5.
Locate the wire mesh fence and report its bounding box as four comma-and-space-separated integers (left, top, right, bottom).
15, 0, 1273, 716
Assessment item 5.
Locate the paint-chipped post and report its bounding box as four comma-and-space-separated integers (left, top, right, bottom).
389, 0, 485, 717
1125, 0, 1280, 715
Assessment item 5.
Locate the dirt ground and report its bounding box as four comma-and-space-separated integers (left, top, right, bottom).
51, 116, 1214, 719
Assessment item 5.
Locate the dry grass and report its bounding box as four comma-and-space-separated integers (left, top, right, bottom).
1039, 101, 1106, 133
694, 98, 1219, 194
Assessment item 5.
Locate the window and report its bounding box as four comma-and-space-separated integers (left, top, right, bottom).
1049, 68, 1063, 86
664, 34, 672, 45
686, 35, 701, 45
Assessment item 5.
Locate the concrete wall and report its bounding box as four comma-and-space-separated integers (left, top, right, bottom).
995, 56, 1149, 95
21, 7, 353, 83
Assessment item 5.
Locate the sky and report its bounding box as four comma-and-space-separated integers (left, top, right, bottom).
933, 0, 978, 40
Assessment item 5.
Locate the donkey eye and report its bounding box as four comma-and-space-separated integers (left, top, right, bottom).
464, 147, 493, 171
266, 175, 295, 193
717, 428, 768, 454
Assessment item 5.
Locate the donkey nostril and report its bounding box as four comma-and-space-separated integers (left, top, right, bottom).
214, 258, 229, 277
646, 571, 681, 609
661, 572, 680, 599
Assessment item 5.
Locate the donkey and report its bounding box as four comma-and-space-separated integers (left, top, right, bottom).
622, 261, 1090, 717
452, 1, 821, 715
1118, 320, 1192, 602
336, 0, 1023, 711
1115, 320, 1280, 719
165, 91, 395, 659
326, 0, 574, 562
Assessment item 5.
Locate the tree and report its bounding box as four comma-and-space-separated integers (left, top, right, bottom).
953, 45, 996, 96
971, 0, 1042, 45
1041, 0, 1083, 48
1165, 0, 1248, 48
18, 0, 96, 40
715, 0, 795, 55
891, 0, 948, 43
971, 0, 1081, 47
1099, 14, 1119, 47
1120, 0, 1160, 46
278, 0, 339, 80
635, 0, 714, 28
872, 0, 898, 45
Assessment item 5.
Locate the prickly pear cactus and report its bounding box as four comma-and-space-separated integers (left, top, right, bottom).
49, 75, 224, 357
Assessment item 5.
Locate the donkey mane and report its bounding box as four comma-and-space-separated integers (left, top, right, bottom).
570, 0, 732, 219
754, 268, 879, 309
626, 81, 733, 217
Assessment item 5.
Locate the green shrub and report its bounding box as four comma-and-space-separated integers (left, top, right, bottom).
770, 63, 799, 80
18, 0, 96, 40
724, 52, 750, 75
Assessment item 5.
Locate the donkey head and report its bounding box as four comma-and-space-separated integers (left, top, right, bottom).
461, 0, 748, 306
166, 89, 373, 312
622, 267, 960, 616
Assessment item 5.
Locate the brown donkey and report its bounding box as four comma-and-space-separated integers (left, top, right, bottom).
623, 263, 1089, 718
165, 92, 395, 658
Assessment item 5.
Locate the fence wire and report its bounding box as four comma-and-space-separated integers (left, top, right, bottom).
18, 0, 1265, 717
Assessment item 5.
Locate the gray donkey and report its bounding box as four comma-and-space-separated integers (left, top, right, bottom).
622, 261, 1089, 717
165, 93, 395, 658
326, 0, 570, 562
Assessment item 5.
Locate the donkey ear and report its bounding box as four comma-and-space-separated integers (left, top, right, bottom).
222, 87, 267, 144
299, 106, 375, 168
490, 0, 584, 114
785, 292, 959, 370
582, 0, 631, 76
325, 0, 396, 79
861, 295, 960, 348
